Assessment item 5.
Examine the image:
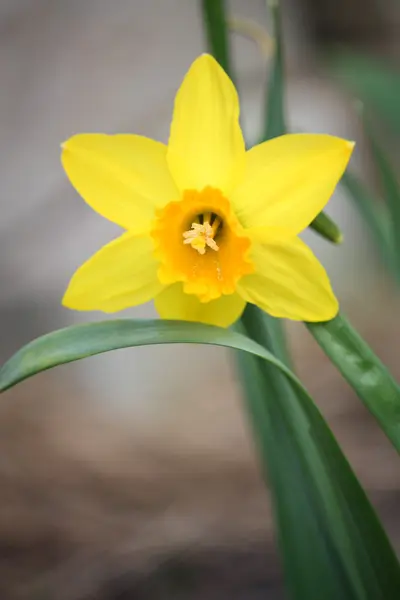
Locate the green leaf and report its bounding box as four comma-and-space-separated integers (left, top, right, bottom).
0, 319, 313, 394
201, 0, 232, 75
307, 312, 400, 454
238, 353, 400, 600
340, 171, 394, 274
238, 308, 400, 600
263, 0, 342, 244
240, 303, 293, 369
330, 51, 400, 133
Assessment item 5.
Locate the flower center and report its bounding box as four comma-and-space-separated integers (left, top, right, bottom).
182, 213, 221, 254
151, 187, 254, 302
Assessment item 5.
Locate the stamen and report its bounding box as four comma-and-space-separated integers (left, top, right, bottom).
183, 215, 220, 255
203, 212, 211, 225
211, 216, 221, 235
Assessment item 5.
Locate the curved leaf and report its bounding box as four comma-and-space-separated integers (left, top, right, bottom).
0, 319, 301, 394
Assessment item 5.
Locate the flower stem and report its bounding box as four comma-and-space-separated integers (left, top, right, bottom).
201, 0, 232, 75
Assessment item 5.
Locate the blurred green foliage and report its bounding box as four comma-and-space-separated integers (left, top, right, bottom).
332, 51, 400, 282
331, 52, 400, 133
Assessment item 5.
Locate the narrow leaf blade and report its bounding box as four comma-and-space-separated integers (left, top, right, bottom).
0, 319, 301, 394
307, 312, 400, 453
238, 308, 400, 600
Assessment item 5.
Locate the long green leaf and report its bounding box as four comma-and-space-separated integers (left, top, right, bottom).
239, 279, 400, 596
307, 313, 400, 453
241, 303, 292, 369
238, 351, 400, 600
235, 307, 400, 600
0, 319, 313, 393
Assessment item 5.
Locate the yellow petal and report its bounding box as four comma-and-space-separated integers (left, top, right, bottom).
154, 283, 246, 327
167, 54, 245, 195
246, 225, 294, 245
232, 134, 354, 234
63, 232, 163, 313
62, 134, 179, 231
237, 237, 338, 321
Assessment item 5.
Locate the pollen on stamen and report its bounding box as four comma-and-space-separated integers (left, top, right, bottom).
183, 219, 220, 255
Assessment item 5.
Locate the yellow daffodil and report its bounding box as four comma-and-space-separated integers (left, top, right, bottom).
61, 54, 354, 328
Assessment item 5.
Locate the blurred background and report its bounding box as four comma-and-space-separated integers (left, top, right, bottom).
0, 0, 399, 598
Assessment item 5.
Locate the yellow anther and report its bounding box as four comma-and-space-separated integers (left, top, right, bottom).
183, 218, 220, 255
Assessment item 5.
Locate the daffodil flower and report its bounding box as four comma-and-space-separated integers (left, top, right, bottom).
61, 54, 354, 328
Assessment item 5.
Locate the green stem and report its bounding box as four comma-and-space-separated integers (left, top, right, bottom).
264, 0, 285, 141
201, 0, 232, 75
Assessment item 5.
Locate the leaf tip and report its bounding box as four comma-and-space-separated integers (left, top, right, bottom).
335, 231, 344, 244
